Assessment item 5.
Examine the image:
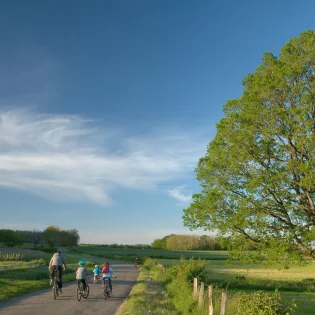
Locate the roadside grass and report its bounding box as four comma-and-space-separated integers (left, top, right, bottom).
160, 258, 315, 314
117, 259, 179, 315
117, 258, 296, 315
0, 253, 96, 302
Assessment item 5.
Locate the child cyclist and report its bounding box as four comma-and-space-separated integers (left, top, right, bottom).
76, 260, 90, 292
93, 264, 101, 283
102, 262, 117, 295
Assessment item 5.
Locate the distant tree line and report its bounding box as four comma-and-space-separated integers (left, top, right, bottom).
80, 243, 151, 249
151, 234, 227, 250
0, 225, 80, 249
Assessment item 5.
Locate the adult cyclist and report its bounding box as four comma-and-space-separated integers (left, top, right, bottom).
49, 248, 66, 293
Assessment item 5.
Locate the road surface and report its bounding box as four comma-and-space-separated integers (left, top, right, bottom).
0, 261, 138, 315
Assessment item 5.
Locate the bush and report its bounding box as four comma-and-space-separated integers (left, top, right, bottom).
167, 277, 196, 315
235, 289, 297, 315
167, 257, 208, 283
165, 257, 208, 314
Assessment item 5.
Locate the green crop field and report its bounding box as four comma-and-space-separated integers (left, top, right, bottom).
71, 245, 229, 260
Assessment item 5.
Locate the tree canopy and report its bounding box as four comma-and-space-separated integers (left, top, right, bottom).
151, 234, 224, 250
183, 30, 315, 265
0, 226, 80, 248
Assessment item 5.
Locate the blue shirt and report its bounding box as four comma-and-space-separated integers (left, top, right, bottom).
93, 267, 101, 275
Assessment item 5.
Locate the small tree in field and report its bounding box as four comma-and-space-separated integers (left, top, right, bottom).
183, 30, 315, 265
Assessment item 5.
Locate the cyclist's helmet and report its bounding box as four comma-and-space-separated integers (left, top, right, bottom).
95, 265, 98, 268
79, 260, 86, 266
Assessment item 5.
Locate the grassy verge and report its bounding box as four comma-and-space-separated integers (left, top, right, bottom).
161, 258, 315, 314
0, 253, 96, 302
117, 259, 179, 315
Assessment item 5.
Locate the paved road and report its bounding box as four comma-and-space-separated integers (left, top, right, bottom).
0, 262, 138, 315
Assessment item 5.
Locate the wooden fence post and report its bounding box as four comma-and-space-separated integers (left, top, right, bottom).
193, 278, 198, 299
208, 285, 213, 315
198, 282, 204, 307
220, 292, 227, 315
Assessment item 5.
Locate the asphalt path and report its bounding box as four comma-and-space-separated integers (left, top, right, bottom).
0, 261, 138, 315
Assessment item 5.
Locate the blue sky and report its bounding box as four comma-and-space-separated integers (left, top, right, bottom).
0, 0, 314, 244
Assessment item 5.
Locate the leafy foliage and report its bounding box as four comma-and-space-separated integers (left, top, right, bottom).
183, 30, 315, 264
235, 289, 297, 315
0, 230, 24, 247
165, 257, 208, 314
167, 256, 208, 283
43, 226, 80, 248
0, 226, 80, 248
151, 234, 225, 250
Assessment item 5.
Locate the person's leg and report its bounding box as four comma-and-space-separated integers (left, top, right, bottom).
82, 279, 86, 291
49, 265, 56, 286
109, 278, 112, 292
57, 266, 63, 290
49, 265, 55, 282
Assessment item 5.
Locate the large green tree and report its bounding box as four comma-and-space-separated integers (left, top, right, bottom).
183, 30, 315, 265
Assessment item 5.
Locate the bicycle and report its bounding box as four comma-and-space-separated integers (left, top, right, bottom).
103, 277, 111, 300
76, 280, 89, 301
93, 274, 100, 285
52, 270, 59, 300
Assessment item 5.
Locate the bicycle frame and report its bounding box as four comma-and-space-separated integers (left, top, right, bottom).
103, 277, 110, 300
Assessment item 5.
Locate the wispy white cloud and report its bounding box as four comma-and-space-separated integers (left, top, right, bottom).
0, 108, 210, 205
167, 186, 192, 202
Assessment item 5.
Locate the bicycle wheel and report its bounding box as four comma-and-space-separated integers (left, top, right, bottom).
104, 286, 110, 300
53, 277, 58, 300
76, 287, 81, 301
56, 280, 59, 297
53, 284, 56, 300
83, 285, 89, 299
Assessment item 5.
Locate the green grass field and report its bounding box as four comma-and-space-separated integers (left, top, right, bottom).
74, 246, 315, 314
0, 252, 97, 302
161, 258, 315, 314
71, 245, 228, 260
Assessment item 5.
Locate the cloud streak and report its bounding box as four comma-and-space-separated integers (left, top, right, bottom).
167, 186, 192, 202
0, 108, 209, 205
